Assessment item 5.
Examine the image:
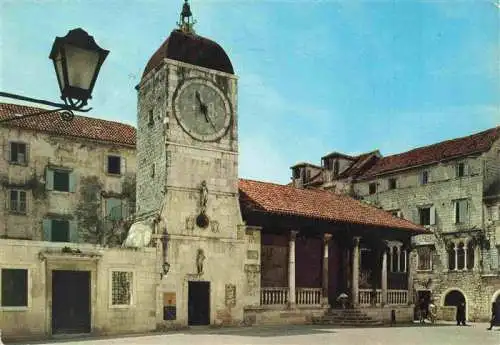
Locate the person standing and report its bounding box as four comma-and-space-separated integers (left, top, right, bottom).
456, 301, 466, 326
487, 301, 497, 331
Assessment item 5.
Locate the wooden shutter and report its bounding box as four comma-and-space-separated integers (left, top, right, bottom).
459, 200, 468, 223
69, 172, 77, 193
120, 157, 126, 175
104, 154, 109, 173
24, 143, 30, 164
430, 205, 436, 225
45, 168, 54, 191
69, 220, 79, 243
42, 219, 52, 241
411, 208, 419, 224
4, 141, 11, 162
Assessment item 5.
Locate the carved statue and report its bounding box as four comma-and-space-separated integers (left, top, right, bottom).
200, 180, 208, 214
196, 248, 206, 275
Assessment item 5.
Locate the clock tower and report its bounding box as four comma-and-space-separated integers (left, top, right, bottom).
135, 1, 259, 327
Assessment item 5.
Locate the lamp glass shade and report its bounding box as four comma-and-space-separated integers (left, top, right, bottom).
65, 44, 101, 91
49, 28, 109, 105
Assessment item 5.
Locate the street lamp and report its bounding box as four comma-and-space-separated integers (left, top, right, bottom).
0, 28, 109, 123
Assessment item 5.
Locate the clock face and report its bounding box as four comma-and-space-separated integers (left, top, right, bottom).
173, 78, 232, 142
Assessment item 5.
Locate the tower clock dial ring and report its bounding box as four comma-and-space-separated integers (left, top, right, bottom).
173, 78, 232, 142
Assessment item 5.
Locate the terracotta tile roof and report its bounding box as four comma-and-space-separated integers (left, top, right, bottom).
239, 178, 426, 233
359, 126, 500, 179
337, 151, 380, 179
0, 102, 136, 147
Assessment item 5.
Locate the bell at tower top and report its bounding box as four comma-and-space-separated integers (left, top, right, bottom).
177, 0, 197, 34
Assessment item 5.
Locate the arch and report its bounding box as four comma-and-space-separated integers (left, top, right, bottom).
491, 289, 500, 303
441, 288, 469, 321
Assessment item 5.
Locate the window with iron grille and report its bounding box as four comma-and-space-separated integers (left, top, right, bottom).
8, 142, 28, 165
111, 271, 132, 305
9, 190, 26, 214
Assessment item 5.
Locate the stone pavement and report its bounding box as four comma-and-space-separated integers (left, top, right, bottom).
8, 323, 500, 345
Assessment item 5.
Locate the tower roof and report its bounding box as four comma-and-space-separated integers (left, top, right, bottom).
142, 1, 234, 79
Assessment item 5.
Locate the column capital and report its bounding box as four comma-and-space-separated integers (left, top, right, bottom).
290, 230, 299, 240
353, 236, 361, 247
324, 233, 332, 243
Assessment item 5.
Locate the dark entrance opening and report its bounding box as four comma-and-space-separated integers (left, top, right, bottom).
414, 290, 432, 320
444, 289, 466, 321
188, 281, 210, 325
52, 270, 91, 334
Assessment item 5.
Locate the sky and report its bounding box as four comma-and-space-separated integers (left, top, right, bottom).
1, 0, 499, 184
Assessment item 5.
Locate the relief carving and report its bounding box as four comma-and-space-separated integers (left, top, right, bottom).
186, 216, 195, 231
225, 284, 236, 307
210, 220, 220, 233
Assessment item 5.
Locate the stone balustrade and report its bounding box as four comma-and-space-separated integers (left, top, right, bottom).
296, 288, 322, 305
261, 287, 289, 305
387, 290, 408, 305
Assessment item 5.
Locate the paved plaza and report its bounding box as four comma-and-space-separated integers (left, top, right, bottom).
8, 323, 500, 345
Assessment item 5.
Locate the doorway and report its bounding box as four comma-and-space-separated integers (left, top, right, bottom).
52, 270, 91, 334
188, 281, 210, 325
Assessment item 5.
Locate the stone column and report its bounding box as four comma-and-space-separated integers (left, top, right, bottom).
403, 250, 407, 272
389, 246, 394, 273
407, 249, 414, 305
352, 237, 361, 306
397, 245, 402, 272
473, 244, 480, 272
463, 241, 468, 271
454, 242, 459, 271
288, 230, 298, 308
322, 233, 332, 307
381, 247, 388, 305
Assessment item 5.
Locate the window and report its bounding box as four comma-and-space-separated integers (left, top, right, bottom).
420, 171, 429, 185
292, 168, 300, 179
417, 247, 433, 271
455, 199, 469, 224
388, 178, 397, 190
106, 198, 123, 221
306, 170, 311, 181
9, 190, 26, 214
1, 269, 28, 307
456, 162, 466, 177
107, 155, 122, 175
148, 109, 154, 126
111, 271, 133, 306
448, 241, 474, 271
43, 219, 77, 242
45, 168, 75, 193
419, 207, 431, 226
54, 170, 69, 192
8, 142, 28, 165
369, 182, 377, 195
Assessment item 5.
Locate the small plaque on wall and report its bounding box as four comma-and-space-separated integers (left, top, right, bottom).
225, 284, 236, 307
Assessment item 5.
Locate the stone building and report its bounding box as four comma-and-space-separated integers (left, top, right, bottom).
0, 102, 157, 341
292, 126, 500, 321
131, 0, 427, 330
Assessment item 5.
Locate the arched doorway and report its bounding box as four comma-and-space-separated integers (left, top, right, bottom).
442, 289, 468, 321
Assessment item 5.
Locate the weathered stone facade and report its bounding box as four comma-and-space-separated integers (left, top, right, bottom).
0, 124, 136, 241
293, 130, 500, 321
